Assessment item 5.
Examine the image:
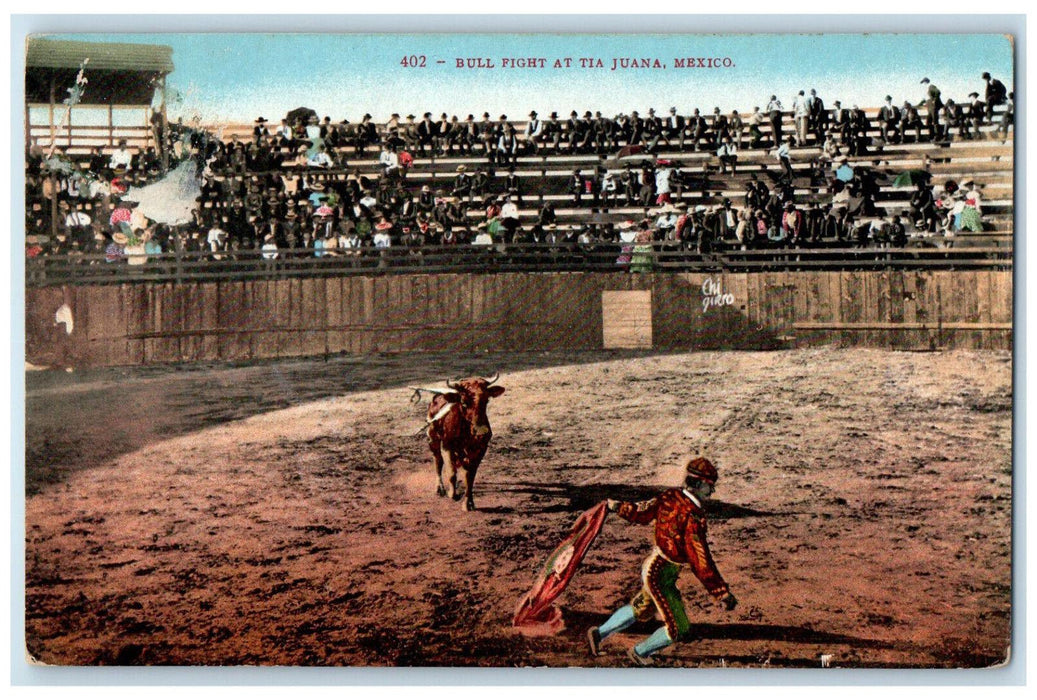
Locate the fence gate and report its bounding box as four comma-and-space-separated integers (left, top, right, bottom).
601, 290, 652, 349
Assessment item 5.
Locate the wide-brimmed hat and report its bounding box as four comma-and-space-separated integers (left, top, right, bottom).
375, 221, 393, 231
456, 165, 467, 172
255, 117, 268, 123
112, 232, 129, 245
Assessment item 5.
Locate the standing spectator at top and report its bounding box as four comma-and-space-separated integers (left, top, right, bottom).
808, 89, 828, 141
766, 95, 784, 146
919, 77, 944, 142
793, 90, 810, 145
983, 72, 1008, 122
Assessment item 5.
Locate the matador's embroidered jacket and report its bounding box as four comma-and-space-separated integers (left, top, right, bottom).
616, 488, 730, 598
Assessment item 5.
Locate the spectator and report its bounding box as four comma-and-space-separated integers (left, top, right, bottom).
747, 106, 766, 148
766, 95, 783, 146
983, 71, 1008, 122
716, 136, 738, 174
997, 92, 1014, 140
654, 163, 674, 205
729, 109, 744, 149
959, 179, 984, 233
967, 92, 985, 136
109, 139, 133, 171
919, 77, 944, 141
878, 95, 901, 144
525, 111, 543, 154
910, 180, 938, 232
775, 136, 795, 181
793, 90, 810, 145
500, 195, 520, 242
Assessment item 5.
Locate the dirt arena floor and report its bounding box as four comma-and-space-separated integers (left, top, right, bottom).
24, 347, 1013, 668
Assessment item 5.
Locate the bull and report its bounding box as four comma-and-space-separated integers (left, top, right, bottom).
410, 373, 505, 511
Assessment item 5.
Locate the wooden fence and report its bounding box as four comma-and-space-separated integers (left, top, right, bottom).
25, 270, 1012, 368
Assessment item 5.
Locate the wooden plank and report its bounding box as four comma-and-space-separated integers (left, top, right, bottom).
325, 277, 345, 354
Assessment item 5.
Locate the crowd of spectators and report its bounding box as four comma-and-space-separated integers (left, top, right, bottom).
25, 73, 1012, 272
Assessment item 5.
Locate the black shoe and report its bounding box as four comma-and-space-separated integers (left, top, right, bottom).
627, 647, 654, 666
587, 627, 602, 656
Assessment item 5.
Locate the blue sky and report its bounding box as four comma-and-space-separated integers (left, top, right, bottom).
47, 33, 1014, 125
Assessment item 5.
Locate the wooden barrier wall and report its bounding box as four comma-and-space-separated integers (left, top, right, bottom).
25, 270, 1013, 368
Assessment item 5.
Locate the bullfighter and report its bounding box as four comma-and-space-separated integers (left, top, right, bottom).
587, 457, 737, 665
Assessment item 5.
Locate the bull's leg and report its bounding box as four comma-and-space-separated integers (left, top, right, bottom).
463, 465, 478, 511
463, 445, 490, 512
430, 437, 446, 497
441, 448, 460, 501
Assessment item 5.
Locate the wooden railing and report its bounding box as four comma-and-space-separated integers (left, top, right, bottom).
25, 241, 1013, 287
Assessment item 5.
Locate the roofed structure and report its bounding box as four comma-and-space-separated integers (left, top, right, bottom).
26, 37, 174, 105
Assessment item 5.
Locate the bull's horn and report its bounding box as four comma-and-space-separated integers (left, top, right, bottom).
446, 378, 461, 389
483, 372, 500, 385
409, 386, 451, 403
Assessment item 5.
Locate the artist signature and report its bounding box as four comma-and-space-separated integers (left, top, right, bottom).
702, 277, 735, 313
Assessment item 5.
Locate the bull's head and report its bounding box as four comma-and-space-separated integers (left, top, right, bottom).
445, 373, 505, 436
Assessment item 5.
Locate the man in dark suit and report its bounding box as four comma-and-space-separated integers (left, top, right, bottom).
565, 111, 581, 153
878, 96, 901, 144
643, 109, 662, 153
919, 77, 944, 142
542, 112, 562, 153
628, 111, 644, 147
663, 107, 686, 151
809, 89, 828, 141
983, 72, 1008, 122
686, 109, 707, 152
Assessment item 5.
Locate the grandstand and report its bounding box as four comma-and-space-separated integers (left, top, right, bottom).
25, 90, 1014, 366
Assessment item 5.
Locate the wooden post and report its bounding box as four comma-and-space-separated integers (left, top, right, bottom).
160, 74, 169, 173
50, 171, 58, 239
48, 76, 55, 150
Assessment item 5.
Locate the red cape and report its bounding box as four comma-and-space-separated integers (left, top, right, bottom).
512, 501, 609, 635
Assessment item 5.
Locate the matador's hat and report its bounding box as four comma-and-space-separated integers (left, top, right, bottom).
685, 457, 718, 484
